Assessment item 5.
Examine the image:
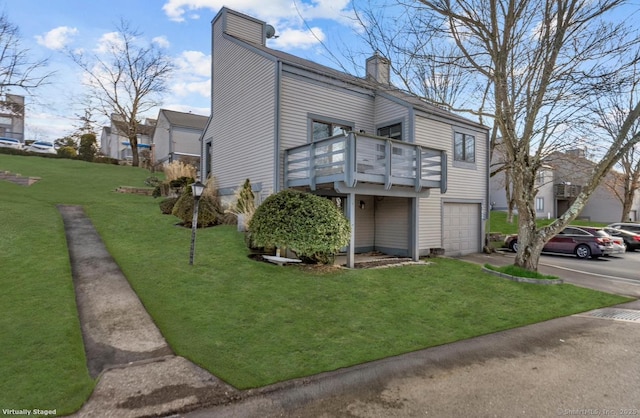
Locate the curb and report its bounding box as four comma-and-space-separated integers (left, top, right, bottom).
482, 266, 564, 285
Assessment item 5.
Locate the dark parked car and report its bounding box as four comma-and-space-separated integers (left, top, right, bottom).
604, 227, 640, 252
505, 226, 615, 259
606, 223, 640, 234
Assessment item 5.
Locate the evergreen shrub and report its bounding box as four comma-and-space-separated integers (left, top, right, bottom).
171, 187, 222, 227
159, 197, 179, 214
248, 190, 350, 264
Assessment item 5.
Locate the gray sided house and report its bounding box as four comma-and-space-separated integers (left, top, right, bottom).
152, 109, 207, 166
203, 8, 490, 267
100, 114, 156, 161
490, 147, 640, 223
0, 94, 25, 142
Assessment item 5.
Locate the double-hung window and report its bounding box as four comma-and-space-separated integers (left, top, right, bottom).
454, 132, 475, 163
310, 118, 352, 176
377, 123, 402, 141
376, 123, 403, 158
312, 120, 350, 141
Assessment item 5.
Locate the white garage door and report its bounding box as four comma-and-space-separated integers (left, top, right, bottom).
443, 203, 481, 256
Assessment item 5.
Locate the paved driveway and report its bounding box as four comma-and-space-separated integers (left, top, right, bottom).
482, 250, 640, 298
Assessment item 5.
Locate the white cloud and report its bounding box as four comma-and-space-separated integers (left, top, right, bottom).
175, 50, 210, 77
170, 50, 211, 99
153, 36, 171, 48
163, 0, 353, 23
270, 27, 326, 50
161, 0, 355, 47
95, 31, 124, 54
171, 79, 211, 97
35, 26, 78, 50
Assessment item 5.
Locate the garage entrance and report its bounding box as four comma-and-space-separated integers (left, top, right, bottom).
443, 203, 481, 256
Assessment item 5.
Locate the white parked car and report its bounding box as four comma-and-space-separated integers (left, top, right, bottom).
0, 137, 23, 149
26, 141, 56, 154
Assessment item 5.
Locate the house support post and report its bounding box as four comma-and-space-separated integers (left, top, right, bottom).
346, 192, 356, 268
411, 197, 420, 262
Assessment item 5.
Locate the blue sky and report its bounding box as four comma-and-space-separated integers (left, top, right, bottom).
2, 0, 362, 141
4, 0, 638, 142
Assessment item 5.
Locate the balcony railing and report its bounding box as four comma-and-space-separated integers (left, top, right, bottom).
554, 183, 582, 198
285, 132, 447, 193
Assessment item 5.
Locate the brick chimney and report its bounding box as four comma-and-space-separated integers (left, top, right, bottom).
366, 52, 391, 85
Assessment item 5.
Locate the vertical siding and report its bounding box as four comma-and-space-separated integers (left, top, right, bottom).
280, 73, 375, 150
375, 197, 409, 254
225, 11, 264, 45
579, 185, 622, 223
279, 73, 375, 188
355, 195, 375, 250
172, 127, 202, 155
374, 95, 409, 139
205, 20, 277, 196
415, 115, 487, 252
419, 193, 442, 250
153, 113, 170, 162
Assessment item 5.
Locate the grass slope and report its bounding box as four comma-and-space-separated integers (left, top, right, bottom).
0, 154, 631, 406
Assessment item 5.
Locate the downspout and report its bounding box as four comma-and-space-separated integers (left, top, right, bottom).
274, 60, 282, 192
168, 125, 174, 162
485, 128, 491, 251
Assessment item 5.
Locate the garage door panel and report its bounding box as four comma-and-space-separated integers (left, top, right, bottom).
443, 203, 480, 256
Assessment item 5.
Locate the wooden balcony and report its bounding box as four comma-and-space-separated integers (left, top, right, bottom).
284, 132, 447, 194
554, 183, 582, 199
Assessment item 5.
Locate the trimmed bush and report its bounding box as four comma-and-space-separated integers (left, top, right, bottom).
248, 190, 350, 264
57, 146, 77, 159
171, 187, 222, 227
159, 197, 179, 214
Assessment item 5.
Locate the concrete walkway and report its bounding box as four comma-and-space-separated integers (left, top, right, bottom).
59, 206, 640, 417
59, 205, 239, 417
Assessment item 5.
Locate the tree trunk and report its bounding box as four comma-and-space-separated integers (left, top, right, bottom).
505, 169, 515, 223
621, 187, 635, 222
512, 193, 544, 271
129, 134, 139, 167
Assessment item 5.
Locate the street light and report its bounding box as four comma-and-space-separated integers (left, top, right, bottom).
189, 180, 205, 265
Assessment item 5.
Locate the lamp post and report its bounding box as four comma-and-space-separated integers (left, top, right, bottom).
189, 180, 205, 265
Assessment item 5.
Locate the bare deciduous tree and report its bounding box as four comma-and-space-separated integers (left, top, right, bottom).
591, 64, 640, 222
353, 0, 640, 270
0, 12, 51, 92
70, 20, 173, 166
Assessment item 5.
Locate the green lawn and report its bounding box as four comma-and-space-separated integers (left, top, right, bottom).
488, 210, 608, 235
0, 155, 632, 410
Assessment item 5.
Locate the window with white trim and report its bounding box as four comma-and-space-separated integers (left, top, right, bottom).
536, 197, 544, 211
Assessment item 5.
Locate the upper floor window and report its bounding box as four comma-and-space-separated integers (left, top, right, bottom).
377, 123, 402, 141
454, 132, 475, 163
312, 120, 350, 141
536, 170, 545, 185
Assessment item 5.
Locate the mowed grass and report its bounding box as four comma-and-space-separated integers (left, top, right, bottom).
0, 155, 632, 408
488, 210, 608, 235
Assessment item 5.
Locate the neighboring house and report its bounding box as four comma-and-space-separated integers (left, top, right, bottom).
490, 147, 640, 222
100, 114, 156, 161
0, 94, 25, 142
151, 109, 207, 166
202, 7, 490, 267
